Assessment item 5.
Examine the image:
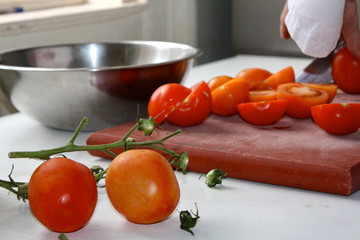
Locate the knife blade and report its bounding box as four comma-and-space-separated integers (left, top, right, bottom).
296, 41, 345, 83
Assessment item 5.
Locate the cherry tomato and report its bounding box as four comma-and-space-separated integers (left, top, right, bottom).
253, 66, 295, 90
106, 149, 180, 224
277, 83, 329, 119
167, 81, 212, 127
249, 90, 277, 102
331, 47, 360, 94
28, 157, 98, 233
211, 77, 249, 116
303, 83, 338, 102
237, 100, 288, 126
207, 75, 233, 92
311, 103, 360, 135
235, 68, 272, 89
148, 83, 191, 124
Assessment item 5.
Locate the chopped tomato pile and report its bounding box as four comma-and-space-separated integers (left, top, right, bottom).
148, 65, 359, 135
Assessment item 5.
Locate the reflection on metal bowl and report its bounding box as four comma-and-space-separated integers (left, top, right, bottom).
0, 41, 201, 131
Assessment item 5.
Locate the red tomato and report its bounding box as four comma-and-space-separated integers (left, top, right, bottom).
249, 90, 277, 102
303, 83, 338, 102
211, 77, 249, 116
277, 83, 329, 119
28, 157, 98, 233
148, 83, 191, 124
254, 66, 295, 90
311, 103, 360, 135
331, 47, 360, 94
237, 100, 288, 126
207, 75, 233, 92
167, 81, 212, 127
106, 149, 180, 224
235, 68, 272, 89
148, 82, 212, 126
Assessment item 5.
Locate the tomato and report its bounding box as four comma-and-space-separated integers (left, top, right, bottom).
277, 83, 329, 119
254, 66, 295, 90
28, 157, 98, 233
106, 149, 180, 224
235, 68, 272, 89
211, 77, 249, 116
148, 83, 191, 124
237, 100, 288, 126
249, 90, 277, 102
207, 75, 233, 92
311, 103, 360, 135
166, 81, 212, 127
303, 83, 338, 102
331, 47, 360, 94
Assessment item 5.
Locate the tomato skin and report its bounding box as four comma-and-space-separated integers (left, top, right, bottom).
235, 68, 272, 89
277, 83, 329, 119
28, 157, 98, 233
207, 75, 233, 92
148, 83, 191, 124
105, 149, 180, 224
237, 100, 288, 126
254, 66, 295, 90
331, 47, 360, 94
211, 77, 249, 116
311, 103, 360, 135
167, 81, 212, 127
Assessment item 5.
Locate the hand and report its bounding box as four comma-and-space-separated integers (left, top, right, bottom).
280, 0, 360, 59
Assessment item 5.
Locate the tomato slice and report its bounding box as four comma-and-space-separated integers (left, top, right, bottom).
303, 83, 338, 102
235, 68, 272, 89
311, 103, 360, 135
167, 81, 212, 127
237, 100, 288, 126
254, 66, 295, 90
148, 83, 191, 124
211, 77, 249, 116
207, 75, 233, 92
277, 83, 329, 119
249, 90, 277, 102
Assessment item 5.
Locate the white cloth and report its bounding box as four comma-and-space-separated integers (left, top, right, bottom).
285, 0, 345, 58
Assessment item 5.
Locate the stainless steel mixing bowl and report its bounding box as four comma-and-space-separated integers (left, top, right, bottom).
0, 41, 201, 131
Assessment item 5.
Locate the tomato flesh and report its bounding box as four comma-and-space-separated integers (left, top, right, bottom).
277, 83, 329, 119
237, 100, 288, 126
253, 66, 295, 90
235, 68, 272, 89
106, 149, 180, 224
28, 157, 98, 233
249, 90, 277, 102
311, 103, 360, 135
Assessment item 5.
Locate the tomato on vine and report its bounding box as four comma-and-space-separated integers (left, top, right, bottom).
28, 157, 98, 233
106, 149, 180, 224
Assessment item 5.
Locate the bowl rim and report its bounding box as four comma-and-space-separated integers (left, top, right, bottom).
0, 40, 203, 72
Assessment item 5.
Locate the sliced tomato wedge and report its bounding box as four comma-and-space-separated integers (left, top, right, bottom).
277, 83, 329, 119
211, 77, 249, 116
148, 83, 191, 124
249, 90, 277, 102
167, 81, 212, 127
303, 83, 338, 102
311, 103, 360, 135
235, 68, 272, 89
148, 81, 212, 127
237, 100, 288, 126
207, 75, 233, 92
254, 66, 295, 90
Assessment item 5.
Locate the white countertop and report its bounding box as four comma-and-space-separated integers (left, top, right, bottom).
1, 55, 360, 240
